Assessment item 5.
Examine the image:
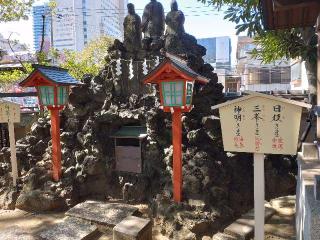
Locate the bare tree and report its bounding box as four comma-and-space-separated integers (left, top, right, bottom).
7, 32, 28, 73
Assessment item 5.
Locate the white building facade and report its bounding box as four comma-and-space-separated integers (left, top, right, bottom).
53, 0, 127, 52
290, 59, 309, 92
237, 36, 291, 92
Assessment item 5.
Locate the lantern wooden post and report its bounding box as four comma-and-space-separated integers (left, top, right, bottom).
172, 108, 182, 202
50, 107, 62, 181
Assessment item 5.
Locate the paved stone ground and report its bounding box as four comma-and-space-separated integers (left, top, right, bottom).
0, 205, 167, 240
39, 217, 99, 240
248, 196, 296, 240
264, 196, 296, 240
66, 200, 138, 227
0, 197, 296, 240
0, 226, 39, 240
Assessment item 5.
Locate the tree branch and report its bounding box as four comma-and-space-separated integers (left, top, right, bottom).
7, 32, 27, 73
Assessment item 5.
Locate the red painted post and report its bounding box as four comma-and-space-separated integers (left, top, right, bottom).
50, 108, 62, 181
172, 108, 182, 202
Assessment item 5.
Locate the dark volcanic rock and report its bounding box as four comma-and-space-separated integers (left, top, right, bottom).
16, 190, 67, 212
0, 188, 18, 210
0, 5, 297, 239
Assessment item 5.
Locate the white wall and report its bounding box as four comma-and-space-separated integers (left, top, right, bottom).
215, 68, 226, 92
290, 60, 309, 91
244, 83, 291, 92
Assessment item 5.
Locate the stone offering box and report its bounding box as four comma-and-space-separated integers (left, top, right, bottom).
111, 126, 147, 174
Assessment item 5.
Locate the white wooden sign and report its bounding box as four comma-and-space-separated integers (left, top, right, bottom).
218, 96, 303, 155
213, 91, 311, 240
0, 101, 20, 123
0, 100, 21, 186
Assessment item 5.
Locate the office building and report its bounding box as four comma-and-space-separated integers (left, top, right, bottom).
197, 36, 232, 69
32, 3, 52, 52
53, 0, 127, 52
198, 36, 239, 92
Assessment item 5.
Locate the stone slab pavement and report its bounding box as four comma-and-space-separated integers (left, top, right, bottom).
0, 226, 39, 240
264, 196, 296, 240
39, 216, 99, 240
224, 203, 276, 239
66, 200, 138, 227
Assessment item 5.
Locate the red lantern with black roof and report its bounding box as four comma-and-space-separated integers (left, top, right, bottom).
20, 65, 81, 181
143, 53, 209, 202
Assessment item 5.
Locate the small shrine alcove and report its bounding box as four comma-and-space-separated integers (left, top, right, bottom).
111, 126, 147, 174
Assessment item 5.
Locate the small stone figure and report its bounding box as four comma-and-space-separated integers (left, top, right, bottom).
165, 0, 186, 53
165, 0, 185, 36
141, 0, 165, 50
123, 3, 142, 54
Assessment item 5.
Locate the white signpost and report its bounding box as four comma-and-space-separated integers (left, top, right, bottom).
212, 91, 311, 240
0, 100, 21, 186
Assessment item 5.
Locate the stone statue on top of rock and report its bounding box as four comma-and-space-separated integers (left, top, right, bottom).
164, 0, 206, 60
165, 0, 186, 54
141, 0, 165, 51
166, 0, 185, 36
123, 3, 142, 55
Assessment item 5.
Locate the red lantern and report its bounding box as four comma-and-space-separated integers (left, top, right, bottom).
143, 54, 209, 202
20, 65, 81, 181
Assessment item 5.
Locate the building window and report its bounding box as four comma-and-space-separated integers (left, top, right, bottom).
271, 68, 281, 83
281, 67, 290, 83
260, 68, 270, 84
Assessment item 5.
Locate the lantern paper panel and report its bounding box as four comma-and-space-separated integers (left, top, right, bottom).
57, 86, 69, 105
186, 82, 194, 106
162, 81, 184, 107
39, 86, 55, 106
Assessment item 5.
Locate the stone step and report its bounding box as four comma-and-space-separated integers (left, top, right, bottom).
66, 200, 138, 227
39, 216, 99, 240
212, 232, 238, 240
223, 204, 276, 240
113, 216, 152, 240
0, 226, 38, 240
270, 195, 296, 215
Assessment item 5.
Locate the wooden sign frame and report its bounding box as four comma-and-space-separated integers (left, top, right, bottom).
212, 91, 311, 240
0, 100, 21, 186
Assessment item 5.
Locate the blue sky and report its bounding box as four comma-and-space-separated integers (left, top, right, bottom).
0, 0, 240, 63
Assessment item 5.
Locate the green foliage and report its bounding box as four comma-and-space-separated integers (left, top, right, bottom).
251, 29, 317, 64
0, 0, 34, 22
60, 36, 114, 80
0, 36, 113, 85
198, 0, 316, 65
199, 0, 261, 37
0, 63, 33, 85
